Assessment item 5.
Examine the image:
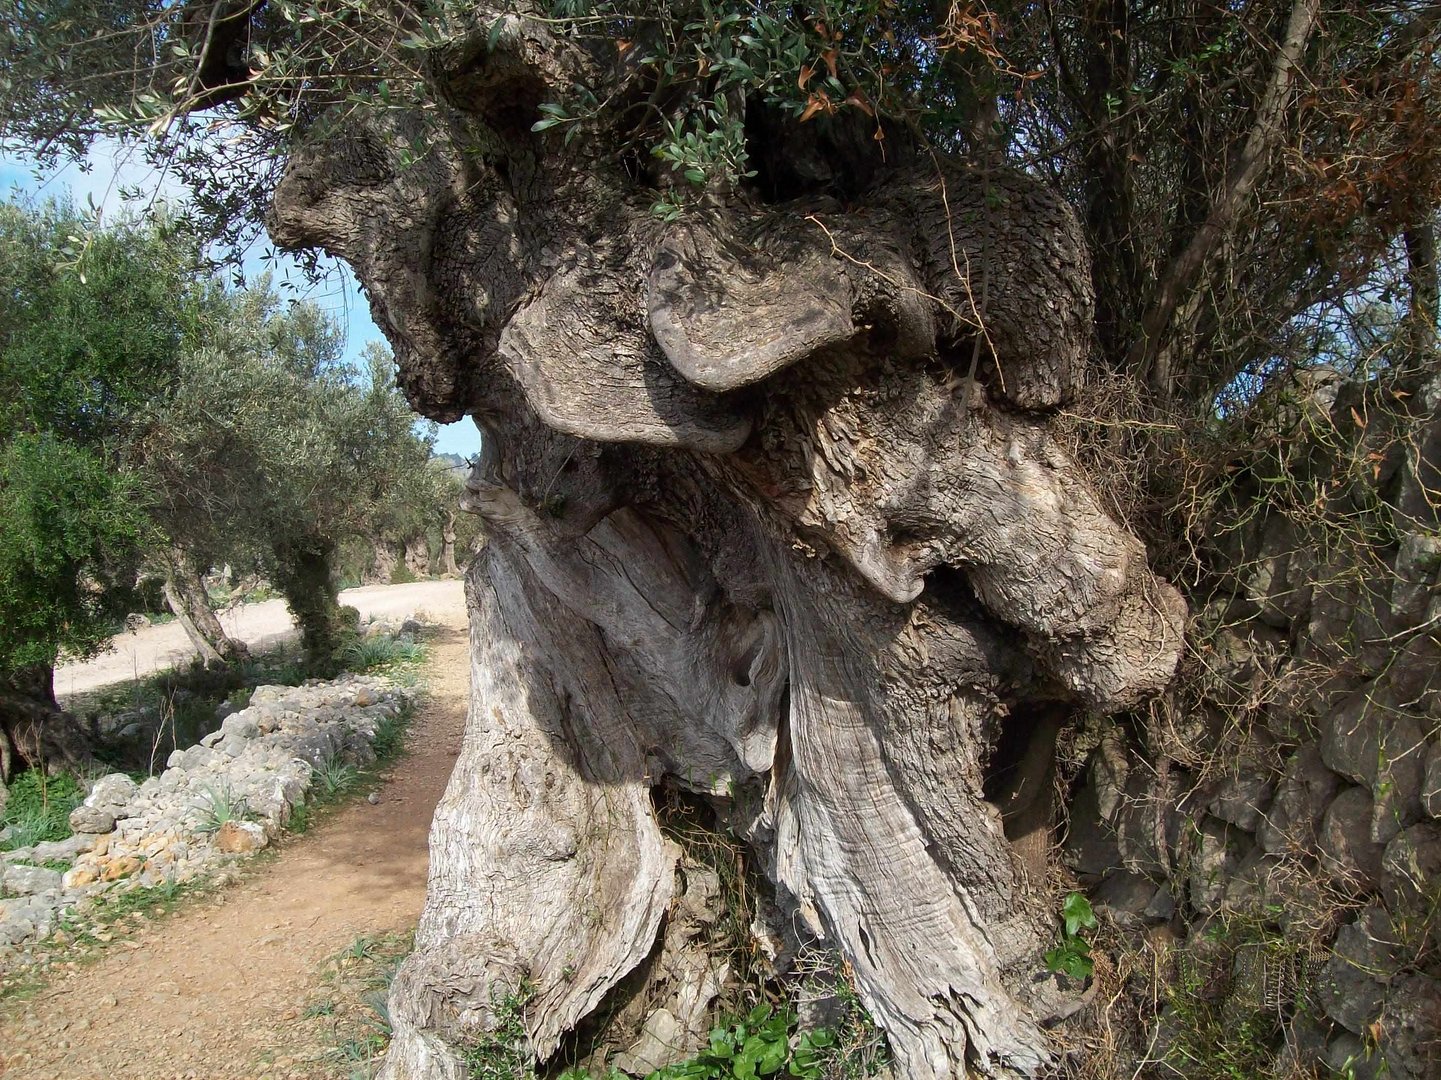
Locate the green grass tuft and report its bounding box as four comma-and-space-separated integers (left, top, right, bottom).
0, 769, 84, 850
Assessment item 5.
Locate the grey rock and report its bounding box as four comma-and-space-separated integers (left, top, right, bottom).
31, 835, 88, 862
1, 864, 63, 895
1093, 870, 1164, 926
1189, 818, 1247, 915
1115, 768, 1188, 877
1379, 974, 1441, 1080
612, 1008, 689, 1075
1318, 786, 1386, 888
399, 618, 423, 637
1379, 821, 1441, 915
199, 730, 224, 748
1423, 741, 1440, 819
1281, 1012, 1330, 1076
218, 733, 250, 759
86, 773, 138, 811
1206, 769, 1274, 833
1389, 531, 1441, 629
1326, 1032, 1385, 1080
183, 745, 216, 770
67, 805, 116, 835
1061, 780, 1121, 879
220, 712, 260, 739
1317, 907, 1400, 1034
1321, 693, 1428, 836
1259, 744, 1340, 854
248, 685, 288, 706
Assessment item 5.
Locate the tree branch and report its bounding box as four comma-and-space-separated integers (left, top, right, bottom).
1129, 0, 1321, 395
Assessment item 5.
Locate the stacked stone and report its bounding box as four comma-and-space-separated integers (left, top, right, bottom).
0, 674, 406, 957
1062, 378, 1441, 1080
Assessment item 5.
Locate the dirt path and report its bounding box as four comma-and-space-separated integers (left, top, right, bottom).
56, 579, 467, 700
0, 618, 471, 1080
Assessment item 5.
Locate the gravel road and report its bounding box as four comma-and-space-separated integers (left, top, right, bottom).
54, 579, 467, 701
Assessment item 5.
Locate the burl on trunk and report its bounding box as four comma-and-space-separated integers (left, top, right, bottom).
268, 11, 1184, 1078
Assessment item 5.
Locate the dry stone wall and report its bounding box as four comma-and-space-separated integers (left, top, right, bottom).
0, 674, 408, 958
1063, 376, 1441, 1078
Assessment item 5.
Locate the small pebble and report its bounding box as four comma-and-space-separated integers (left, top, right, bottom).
367, 792, 381, 805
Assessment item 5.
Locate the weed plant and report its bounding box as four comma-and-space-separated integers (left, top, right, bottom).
338, 635, 426, 675
0, 769, 84, 850
194, 783, 250, 833
313, 753, 360, 796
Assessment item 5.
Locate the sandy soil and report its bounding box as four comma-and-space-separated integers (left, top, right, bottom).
0, 614, 472, 1080
55, 580, 467, 701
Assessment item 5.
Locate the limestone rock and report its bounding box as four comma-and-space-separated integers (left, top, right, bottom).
31, 834, 91, 862
220, 712, 261, 739
1, 863, 63, 895
1188, 818, 1247, 915
1258, 744, 1339, 854
1423, 741, 1440, 819
62, 865, 100, 889
1379, 974, 1441, 1080
1321, 694, 1427, 837
214, 820, 269, 854
611, 1008, 688, 1075
100, 855, 142, 882
86, 773, 139, 810
1317, 786, 1386, 888
1206, 769, 1274, 833
67, 805, 117, 835
1379, 821, 1441, 915
1317, 907, 1400, 1034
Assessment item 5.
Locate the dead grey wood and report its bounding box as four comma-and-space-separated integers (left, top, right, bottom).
268, 9, 1187, 1076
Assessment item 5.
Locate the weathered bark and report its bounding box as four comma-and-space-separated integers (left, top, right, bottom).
268, 10, 1186, 1076
368, 538, 401, 585
270, 532, 351, 672
161, 547, 250, 665
0, 664, 94, 782
403, 535, 431, 579
438, 510, 460, 576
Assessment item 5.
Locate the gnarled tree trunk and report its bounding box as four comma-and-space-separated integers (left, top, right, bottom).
403, 535, 431, 580
438, 509, 460, 576
0, 664, 94, 782
368, 538, 401, 585
161, 547, 250, 666
267, 10, 1185, 1077
271, 531, 351, 673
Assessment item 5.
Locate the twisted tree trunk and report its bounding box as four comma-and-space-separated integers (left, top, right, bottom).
403, 535, 432, 580
439, 510, 460, 576
368, 539, 401, 585
267, 10, 1186, 1076
161, 547, 249, 665
0, 664, 94, 782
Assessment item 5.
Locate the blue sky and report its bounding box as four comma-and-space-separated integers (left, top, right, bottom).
0, 145, 478, 458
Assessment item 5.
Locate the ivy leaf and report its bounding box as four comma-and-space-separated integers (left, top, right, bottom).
1061, 892, 1097, 937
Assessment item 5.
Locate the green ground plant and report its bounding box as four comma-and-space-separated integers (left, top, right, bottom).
463, 981, 536, 1080
313, 753, 361, 797
299, 929, 415, 1080
1044, 892, 1098, 981
0, 769, 84, 850
193, 782, 250, 833
337, 635, 427, 676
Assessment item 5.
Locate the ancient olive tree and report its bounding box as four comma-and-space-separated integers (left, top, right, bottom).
141, 289, 442, 669
0, 201, 195, 780
4, 1, 1439, 1077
